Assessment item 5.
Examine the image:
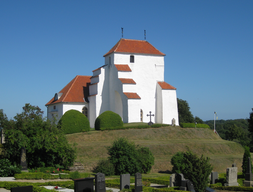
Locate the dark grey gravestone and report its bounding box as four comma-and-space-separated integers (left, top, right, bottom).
135, 172, 142, 192
11, 186, 33, 192
179, 179, 187, 191
95, 173, 106, 192
205, 187, 216, 192
20, 147, 27, 171
186, 180, 195, 192
211, 172, 218, 184
176, 173, 185, 186
73, 177, 94, 192
246, 157, 252, 181
120, 174, 130, 190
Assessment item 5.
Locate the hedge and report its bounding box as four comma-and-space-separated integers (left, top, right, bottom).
100, 124, 171, 131
180, 123, 210, 128
95, 111, 123, 130
15, 172, 62, 180
58, 110, 90, 134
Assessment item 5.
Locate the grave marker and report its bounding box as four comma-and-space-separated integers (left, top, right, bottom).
224, 167, 239, 186
135, 173, 142, 192
73, 177, 94, 192
120, 174, 130, 190
11, 186, 33, 192
95, 173, 106, 192
211, 172, 218, 184
20, 147, 27, 171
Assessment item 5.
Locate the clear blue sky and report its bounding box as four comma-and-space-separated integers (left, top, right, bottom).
1, 0, 252, 121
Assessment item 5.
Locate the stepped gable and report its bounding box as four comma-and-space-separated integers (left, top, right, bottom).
104, 38, 166, 56
46, 75, 91, 105
158, 81, 176, 90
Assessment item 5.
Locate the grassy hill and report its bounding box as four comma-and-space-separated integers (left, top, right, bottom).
66, 126, 244, 173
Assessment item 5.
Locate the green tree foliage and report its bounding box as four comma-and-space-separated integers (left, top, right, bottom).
177, 98, 194, 124
0, 159, 21, 177
194, 116, 204, 124
93, 159, 115, 176
1, 104, 76, 168
58, 109, 90, 134
107, 138, 154, 175
95, 111, 123, 130
242, 146, 252, 177
171, 152, 213, 192
171, 152, 185, 173
205, 119, 250, 146
248, 112, 253, 151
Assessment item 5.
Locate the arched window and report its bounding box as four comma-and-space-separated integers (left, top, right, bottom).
82, 107, 88, 118
140, 109, 143, 122
130, 55, 134, 63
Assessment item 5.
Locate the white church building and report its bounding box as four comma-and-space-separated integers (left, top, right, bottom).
46, 38, 179, 127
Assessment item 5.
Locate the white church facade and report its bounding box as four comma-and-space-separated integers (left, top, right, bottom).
46, 38, 179, 127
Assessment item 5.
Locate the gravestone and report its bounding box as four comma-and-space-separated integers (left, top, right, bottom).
11, 186, 33, 192
211, 172, 218, 184
205, 187, 216, 192
170, 173, 176, 187
245, 157, 252, 181
172, 118, 176, 126
1, 129, 5, 144
120, 173, 130, 190
147, 111, 154, 126
224, 167, 239, 186
179, 179, 187, 191
176, 173, 184, 186
95, 173, 106, 192
73, 177, 94, 192
135, 172, 142, 192
20, 147, 27, 171
186, 180, 195, 192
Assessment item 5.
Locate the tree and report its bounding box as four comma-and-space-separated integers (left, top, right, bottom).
249, 111, 253, 151
177, 98, 194, 124
171, 152, 185, 173
171, 152, 213, 192
107, 138, 154, 175
2, 104, 76, 168
242, 146, 251, 177
194, 116, 204, 124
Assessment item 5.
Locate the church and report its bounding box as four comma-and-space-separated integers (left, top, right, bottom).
46, 38, 179, 127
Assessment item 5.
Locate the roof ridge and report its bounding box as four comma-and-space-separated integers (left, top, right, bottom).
114, 39, 123, 52
61, 75, 78, 102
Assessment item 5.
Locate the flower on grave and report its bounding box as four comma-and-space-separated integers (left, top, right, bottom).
35, 171, 37, 172
54, 186, 58, 189
53, 171, 55, 173
61, 169, 64, 172
47, 170, 49, 173
57, 168, 59, 171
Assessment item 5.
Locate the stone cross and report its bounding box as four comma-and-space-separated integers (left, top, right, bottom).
147, 111, 154, 125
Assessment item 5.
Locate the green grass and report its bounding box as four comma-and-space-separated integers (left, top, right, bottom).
66, 126, 244, 173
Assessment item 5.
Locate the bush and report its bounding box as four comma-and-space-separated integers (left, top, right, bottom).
58, 110, 90, 134
242, 146, 252, 177
93, 159, 115, 176
95, 111, 123, 130
70, 171, 81, 179
180, 123, 210, 128
0, 159, 21, 177
107, 138, 154, 175
170, 152, 185, 173
171, 152, 213, 192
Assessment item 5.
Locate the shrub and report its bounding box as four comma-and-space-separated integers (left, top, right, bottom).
242, 146, 252, 177
70, 171, 81, 179
172, 151, 213, 192
171, 152, 185, 173
180, 123, 210, 128
95, 111, 123, 130
107, 138, 154, 175
0, 159, 21, 177
93, 159, 115, 176
58, 110, 90, 134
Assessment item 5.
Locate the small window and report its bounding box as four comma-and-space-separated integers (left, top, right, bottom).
53, 106, 56, 110
82, 107, 88, 118
130, 55, 134, 63
140, 109, 143, 122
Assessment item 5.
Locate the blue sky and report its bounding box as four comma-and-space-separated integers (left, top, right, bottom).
0, 0, 252, 121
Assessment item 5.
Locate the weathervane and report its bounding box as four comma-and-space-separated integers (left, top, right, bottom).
121, 28, 123, 38
144, 30, 146, 40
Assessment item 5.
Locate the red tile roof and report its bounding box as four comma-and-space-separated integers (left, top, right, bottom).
104, 38, 165, 57
45, 75, 91, 106
158, 81, 176, 90
124, 92, 141, 99
119, 78, 136, 84
115, 64, 132, 71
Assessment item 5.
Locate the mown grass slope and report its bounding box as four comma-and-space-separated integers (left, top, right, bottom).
66, 126, 244, 173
